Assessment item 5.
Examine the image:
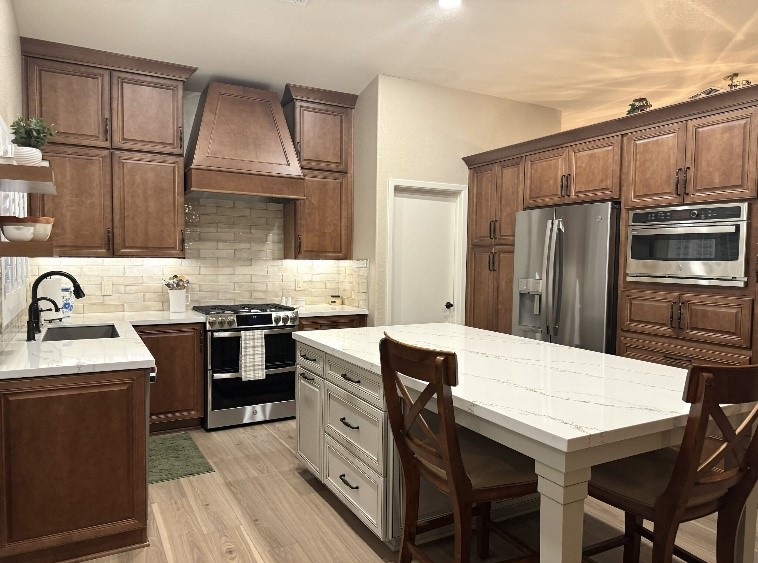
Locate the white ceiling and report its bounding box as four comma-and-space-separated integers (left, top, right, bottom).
12, 0, 758, 128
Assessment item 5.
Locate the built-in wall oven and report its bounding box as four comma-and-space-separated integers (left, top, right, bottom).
627, 203, 748, 287
195, 304, 299, 430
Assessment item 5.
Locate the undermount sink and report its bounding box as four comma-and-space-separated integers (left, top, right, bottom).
41, 324, 120, 342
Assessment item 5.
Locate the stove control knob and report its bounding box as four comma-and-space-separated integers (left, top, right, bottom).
208, 318, 218, 328
273, 313, 281, 325
690, 209, 699, 218
226, 316, 235, 327
281, 314, 290, 325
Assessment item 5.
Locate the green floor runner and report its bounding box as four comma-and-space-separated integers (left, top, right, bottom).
148, 432, 214, 484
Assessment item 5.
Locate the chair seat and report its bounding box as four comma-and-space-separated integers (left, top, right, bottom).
589, 447, 678, 519
412, 410, 537, 493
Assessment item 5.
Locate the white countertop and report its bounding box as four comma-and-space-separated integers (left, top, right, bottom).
64, 310, 206, 326
296, 304, 368, 318
0, 319, 155, 380
293, 323, 715, 453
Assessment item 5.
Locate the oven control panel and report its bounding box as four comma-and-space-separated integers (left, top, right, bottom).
631, 203, 747, 224
206, 311, 299, 330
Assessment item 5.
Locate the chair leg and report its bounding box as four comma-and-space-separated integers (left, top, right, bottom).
453, 500, 474, 563
716, 505, 743, 563
623, 512, 642, 563
476, 501, 491, 559
399, 469, 421, 563
651, 519, 679, 563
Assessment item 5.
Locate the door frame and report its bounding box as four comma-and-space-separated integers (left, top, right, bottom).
386, 178, 468, 325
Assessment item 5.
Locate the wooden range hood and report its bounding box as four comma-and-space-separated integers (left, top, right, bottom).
185, 82, 304, 199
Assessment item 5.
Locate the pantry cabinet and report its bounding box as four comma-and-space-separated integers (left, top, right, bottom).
469, 159, 523, 246
135, 323, 204, 432
465, 246, 514, 333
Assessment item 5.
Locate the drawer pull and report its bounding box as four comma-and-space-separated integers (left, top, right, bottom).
339, 473, 360, 490
300, 353, 318, 362
300, 373, 315, 382
663, 353, 691, 363
339, 416, 359, 430
341, 373, 361, 385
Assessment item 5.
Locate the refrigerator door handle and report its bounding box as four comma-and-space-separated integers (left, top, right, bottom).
541, 219, 554, 337
549, 219, 564, 334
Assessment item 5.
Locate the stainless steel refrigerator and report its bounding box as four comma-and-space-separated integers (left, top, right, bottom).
511, 201, 619, 353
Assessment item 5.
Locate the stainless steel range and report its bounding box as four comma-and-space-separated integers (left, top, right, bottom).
194, 303, 299, 430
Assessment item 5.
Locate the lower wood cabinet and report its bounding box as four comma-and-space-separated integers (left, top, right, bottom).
465, 246, 514, 333
0, 369, 148, 563
618, 335, 751, 369
134, 323, 204, 432
298, 314, 367, 331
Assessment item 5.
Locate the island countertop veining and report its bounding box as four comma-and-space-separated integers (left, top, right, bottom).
292, 323, 726, 453
0, 320, 155, 380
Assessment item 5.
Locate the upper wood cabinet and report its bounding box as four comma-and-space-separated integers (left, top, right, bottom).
524, 136, 620, 208
31, 145, 113, 257
134, 324, 204, 431
619, 289, 753, 348
469, 159, 523, 246
624, 108, 757, 208
26, 57, 111, 148
112, 152, 184, 257
111, 71, 183, 154
282, 85, 357, 260
465, 246, 514, 333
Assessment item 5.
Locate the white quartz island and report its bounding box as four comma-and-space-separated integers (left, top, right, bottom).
294, 323, 757, 563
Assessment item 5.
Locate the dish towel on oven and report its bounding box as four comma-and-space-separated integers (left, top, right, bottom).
240, 330, 266, 381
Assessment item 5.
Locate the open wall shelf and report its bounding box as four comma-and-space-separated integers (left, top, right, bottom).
0, 163, 57, 194
0, 241, 56, 257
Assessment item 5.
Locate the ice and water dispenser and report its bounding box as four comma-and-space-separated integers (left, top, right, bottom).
516, 277, 542, 335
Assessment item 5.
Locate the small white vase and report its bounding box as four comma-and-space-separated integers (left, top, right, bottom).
168, 289, 190, 313
12, 145, 42, 166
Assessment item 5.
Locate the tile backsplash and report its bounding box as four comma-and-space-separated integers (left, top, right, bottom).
29, 198, 368, 314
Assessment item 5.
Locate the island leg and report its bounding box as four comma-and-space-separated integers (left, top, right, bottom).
535, 462, 591, 563
736, 482, 758, 563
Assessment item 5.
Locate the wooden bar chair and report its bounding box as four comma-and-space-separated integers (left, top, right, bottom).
583, 364, 758, 563
379, 333, 539, 563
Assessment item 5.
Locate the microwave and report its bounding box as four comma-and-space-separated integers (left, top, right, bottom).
626, 203, 748, 287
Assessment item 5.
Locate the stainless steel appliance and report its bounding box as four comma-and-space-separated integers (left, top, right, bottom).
512, 201, 619, 353
626, 203, 748, 287
195, 303, 299, 430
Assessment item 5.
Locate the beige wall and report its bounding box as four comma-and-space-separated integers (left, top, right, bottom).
0, 0, 22, 337
354, 75, 561, 325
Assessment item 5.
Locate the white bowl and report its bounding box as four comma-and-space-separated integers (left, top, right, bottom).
31, 222, 53, 241
1, 225, 34, 242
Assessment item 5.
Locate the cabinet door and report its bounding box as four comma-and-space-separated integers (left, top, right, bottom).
678, 294, 753, 348
287, 172, 352, 259
296, 367, 323, 478
494, 159, 523, 245
494, 248, 515, 334
0, 370, 147, 558
684, 109, 758, 202
623, 123, 686, 208
111, 71, 183, 154
567, 136, 620, 202
135, 324, 204, 429
295, 101, 352, 172
465, 246, 496, 331
112, 152, 184, 257
619, 290, 679, 339
31, 146, 113, 257
524, 148, 567, 208
468, 165, 497, 245
26, 57, 110, 148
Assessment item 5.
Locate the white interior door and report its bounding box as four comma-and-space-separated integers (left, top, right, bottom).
390, 185, 464, 325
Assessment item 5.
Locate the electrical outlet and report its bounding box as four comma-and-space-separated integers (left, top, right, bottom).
296, 279, 305, 290
102, 279, 113, 296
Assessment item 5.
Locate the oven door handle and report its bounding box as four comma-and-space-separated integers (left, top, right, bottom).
630, 225, 738, 236
211, 328, 295, 338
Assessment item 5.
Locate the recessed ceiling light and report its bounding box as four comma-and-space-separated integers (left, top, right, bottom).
439, 0, 461, 9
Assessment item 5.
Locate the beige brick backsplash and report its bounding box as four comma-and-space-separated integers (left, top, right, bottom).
29, 197, 368, 312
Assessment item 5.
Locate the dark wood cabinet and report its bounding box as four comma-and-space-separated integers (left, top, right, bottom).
524, 137, 620, 208
135, 324, 204, 431
282, 85, 357, 260
620, 289, 753, 349
298, 314, 367, 331
0, 370, 148, 563
31, 146, 113, 256
112, 152, 184, 257
25, 57, 111, 148
618, 335, 751, 369
284, 172, 351, 259
468, 165, 497, 245
111, 71, 183, 154
466, 246, 514, 333
469, 159, 523, 246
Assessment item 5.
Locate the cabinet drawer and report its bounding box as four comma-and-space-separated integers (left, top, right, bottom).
299, 314, 364, 331
324, 434, 384, 539
325, 382, 385, 475
296, 343, 325, 376
618, 335, 751, 369
679, 294, 752, 348
326, 355, 383, 410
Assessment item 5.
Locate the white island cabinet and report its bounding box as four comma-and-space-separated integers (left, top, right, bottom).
294, 323, 758, 562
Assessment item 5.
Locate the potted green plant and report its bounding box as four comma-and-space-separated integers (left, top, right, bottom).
11, 117, 56, 166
